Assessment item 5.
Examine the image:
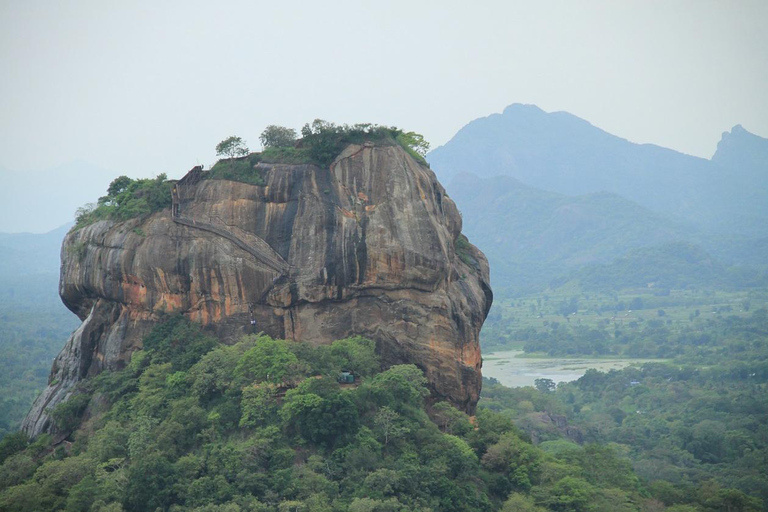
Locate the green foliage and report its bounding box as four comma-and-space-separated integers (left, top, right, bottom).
480, 309, 768, 510
215, 136, 249, 160
239, 384, 279, 428
187, 341, 248, 403
259, 146, 312, 165
571, 241, 737, 293
206, 152, 265, 185
0, 288, 77, 436
455, 233, 480, 270
372, 406, 408, 446
502, 492, 546, 512
367, 364, 429, 411
73, 174, 173, 229
0, 254, 82, 434
431, 401, 472, 436
482, 284, 768, 357
297, 119, 429, 168
299, 120, 392, 166
395, 131, 430, 165
51, 391, 92, 433
1, 315, 708, 511
281, 379, 359, 446
313, 335, 380, 378
141, 314, 217, 371
0, 432, 28, 465
260, 125, 298, 148
534, 378, 556, 393
234, 335, 302, 385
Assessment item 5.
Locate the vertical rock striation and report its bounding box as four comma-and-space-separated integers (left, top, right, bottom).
23, 143, 492, 436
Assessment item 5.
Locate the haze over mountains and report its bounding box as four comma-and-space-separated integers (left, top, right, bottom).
0, 161, 114, 233
428, 104, 768, 296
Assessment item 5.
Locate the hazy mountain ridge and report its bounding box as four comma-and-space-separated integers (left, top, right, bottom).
0, 224, 71, 277
429, 105, 768, 297
446, 172, 700, 295
564, 241, 766, 292
429, 104, 768, 237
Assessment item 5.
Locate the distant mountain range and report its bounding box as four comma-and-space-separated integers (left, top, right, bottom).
0, 224, 71, 279
0, 224, 77, 312
429, 104, 768, 238
442, 173, 698, 294
428, 104, 768, 296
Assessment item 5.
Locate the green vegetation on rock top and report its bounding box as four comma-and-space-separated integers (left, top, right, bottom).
205, 154, 266, 186
296, 119, 429, 167
73, 174, 172, 231
71, 120, 431, 230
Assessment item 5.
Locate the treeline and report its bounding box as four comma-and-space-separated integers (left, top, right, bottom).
484, 305, 767, 359
563, 242, 768, 293
0, 274, 79, 438
2, 316, 665, 512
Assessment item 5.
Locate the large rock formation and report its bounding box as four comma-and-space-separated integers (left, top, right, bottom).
23, 143, 492, 436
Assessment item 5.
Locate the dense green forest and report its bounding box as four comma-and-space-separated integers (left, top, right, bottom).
0, 316, 704, 512
0, 227, 80, 437
481, 309, 768, 511
0, 276, 78, 438
481, 285, 768, 355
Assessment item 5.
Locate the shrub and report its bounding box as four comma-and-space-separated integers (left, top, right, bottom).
455, 234, 479, 270
259, 147, 312, 165
73, 174, 172, 230
206, 153, 265, 185
141, 315, 217, 372
260, 125, 298, 148
51, 391, 92, 433
299, 120, 428, 167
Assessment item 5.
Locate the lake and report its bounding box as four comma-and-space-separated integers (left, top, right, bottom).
482, 350, 658, 388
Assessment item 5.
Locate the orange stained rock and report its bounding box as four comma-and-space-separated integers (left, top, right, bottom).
27, 143, 491, 439
461, 342, 482, 368
122, 275, 147, 306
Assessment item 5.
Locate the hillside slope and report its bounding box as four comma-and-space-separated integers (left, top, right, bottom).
445, 173, 695, 295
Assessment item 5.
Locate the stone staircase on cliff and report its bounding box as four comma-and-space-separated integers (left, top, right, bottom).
171, 166, 290, 276
171, 215, 289, 275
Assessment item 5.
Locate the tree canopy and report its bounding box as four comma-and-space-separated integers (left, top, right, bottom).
215, 136, 249, 160
259, 125, 297, 148
0, 316, 691, 511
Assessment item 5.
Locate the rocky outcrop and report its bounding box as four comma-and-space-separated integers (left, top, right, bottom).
23, 143, 492, 436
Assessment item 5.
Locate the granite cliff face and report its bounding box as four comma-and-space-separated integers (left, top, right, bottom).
23, 143, 492, 436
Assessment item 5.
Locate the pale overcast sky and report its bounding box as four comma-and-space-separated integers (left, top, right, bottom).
1, 0, 767, 232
